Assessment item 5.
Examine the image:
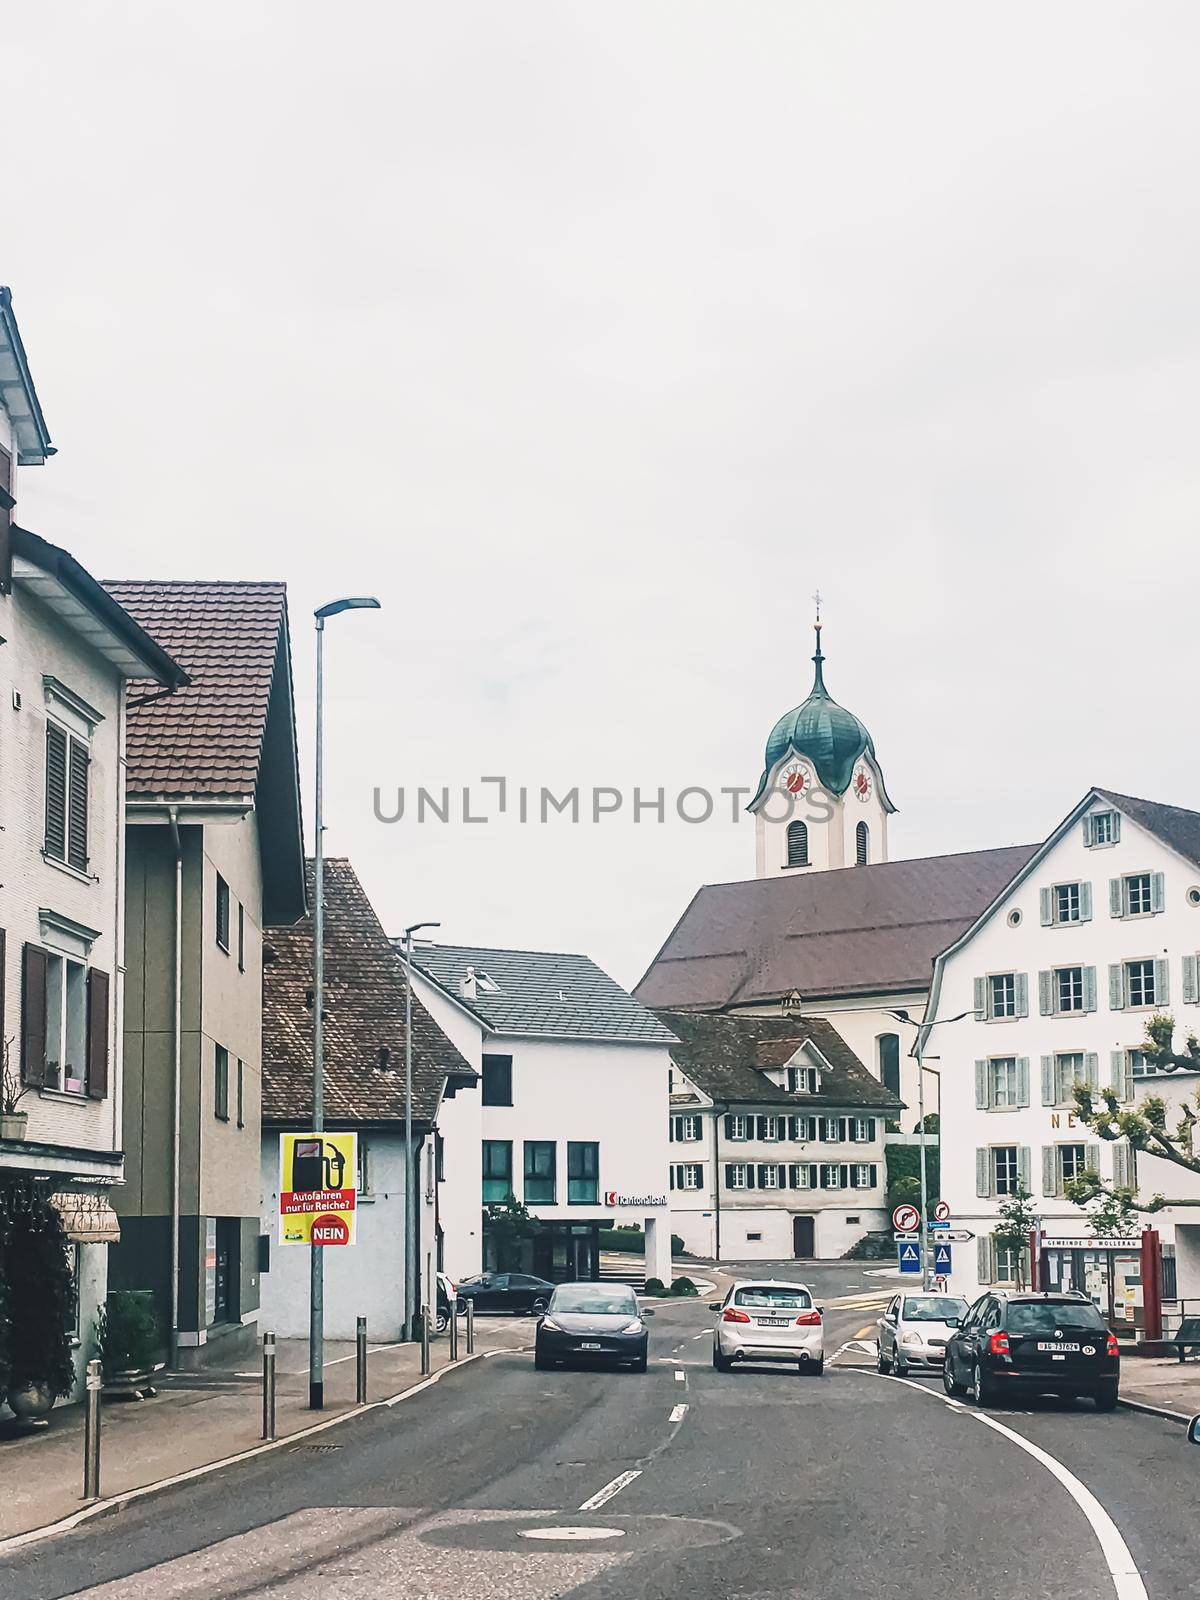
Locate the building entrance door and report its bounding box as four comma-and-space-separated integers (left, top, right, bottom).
793, 1215, 815, 1257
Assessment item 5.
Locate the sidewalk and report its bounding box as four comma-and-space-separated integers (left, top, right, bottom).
1121, 1354, 1200, 1421
0, 1320, 531, 1544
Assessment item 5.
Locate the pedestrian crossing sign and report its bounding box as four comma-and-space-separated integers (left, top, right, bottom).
898, 1241, 921, 1274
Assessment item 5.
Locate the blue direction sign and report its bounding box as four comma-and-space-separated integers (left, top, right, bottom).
933, 1241, 953, 1275
898, 1240, 922, 1274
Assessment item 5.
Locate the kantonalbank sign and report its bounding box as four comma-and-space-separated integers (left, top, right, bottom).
604, 1191, 668, 1209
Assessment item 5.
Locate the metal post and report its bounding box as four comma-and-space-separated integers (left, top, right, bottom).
310, 615, 326, 1411
404, 934, 415, 1343
449, 1301, 459, 1362
420, 1306, 431, 1375
466, 1298, 475, 1355
917, 1035, 930, 1290
356, 1315, 368, 1404
83, 1359, 102, 1502
262, 1331, 276, 1441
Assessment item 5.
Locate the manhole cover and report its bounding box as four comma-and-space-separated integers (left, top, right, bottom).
519, 1527, 627, 1542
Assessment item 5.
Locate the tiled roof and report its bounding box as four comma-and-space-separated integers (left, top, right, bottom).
411, 943, 676, 1044
104, 580, 288, 800
263, 859, 474, 1125
634, 845, 1038, 1010
1096, 789, 1200, 872
657, 1010, 904, 1111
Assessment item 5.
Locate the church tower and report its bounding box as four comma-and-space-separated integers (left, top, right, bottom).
748, 614, 896, 879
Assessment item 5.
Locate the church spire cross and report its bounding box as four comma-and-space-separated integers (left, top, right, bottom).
811, 590, 826, 691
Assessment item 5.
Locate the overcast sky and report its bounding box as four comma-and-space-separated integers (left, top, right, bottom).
10, 3, 1200, 988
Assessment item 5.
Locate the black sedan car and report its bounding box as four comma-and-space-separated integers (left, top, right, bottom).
943, 1290, 1119, 1410
454, 1271, 555, 1316
535, 1282, 652, 1371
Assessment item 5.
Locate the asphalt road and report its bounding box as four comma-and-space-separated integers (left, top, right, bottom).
0, 1264, 1193, 1599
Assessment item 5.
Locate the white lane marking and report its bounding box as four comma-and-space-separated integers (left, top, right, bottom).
669, 1403, 688, 1423
578, 1469, 642, 1511
674, 1370, 685, 1382
692, 1332, 707, 1341
521, 1527, 626, 1542
865, 1373, 1148, 1600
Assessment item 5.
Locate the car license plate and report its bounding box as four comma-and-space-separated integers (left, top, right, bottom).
1037, 1341, 1080, 1352
755, 1317, 789, 1327
579, 1342, 602, 1350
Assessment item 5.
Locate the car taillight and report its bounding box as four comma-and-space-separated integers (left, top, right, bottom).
1106, 1332, 1120, 1357
795, 1310, 822, 1326
988, 1331, 1010, 1356
722, 1308, 751, 1324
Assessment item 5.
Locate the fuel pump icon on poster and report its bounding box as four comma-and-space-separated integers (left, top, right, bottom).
291, 1138, 347, 1193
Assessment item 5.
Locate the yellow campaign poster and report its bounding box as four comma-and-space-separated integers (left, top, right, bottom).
279, 1132, 357, 1246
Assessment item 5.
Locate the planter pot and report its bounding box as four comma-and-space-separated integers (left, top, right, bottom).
102, 1367, 157, 1401
6, 1382, 54, 1427
0, 1112, 29, 1141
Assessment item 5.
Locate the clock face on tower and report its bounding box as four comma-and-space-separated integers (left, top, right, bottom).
851, 763, 873, 802
782, 760, 813, 797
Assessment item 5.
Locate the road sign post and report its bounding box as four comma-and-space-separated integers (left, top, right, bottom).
933, 1241, 953, 1276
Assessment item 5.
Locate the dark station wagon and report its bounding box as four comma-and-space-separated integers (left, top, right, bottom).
943, 1290, 1120, 1410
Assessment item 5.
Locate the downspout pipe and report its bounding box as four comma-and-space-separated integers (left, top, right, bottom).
168, 806, 182, 1369
712, 1101, 728, 1263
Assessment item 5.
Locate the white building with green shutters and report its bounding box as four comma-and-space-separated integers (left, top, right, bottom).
931, 787, 1200, 1321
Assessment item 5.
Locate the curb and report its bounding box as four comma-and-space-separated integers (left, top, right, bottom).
0, 1345, 518, 1558
1118, 1396, 1194, 1427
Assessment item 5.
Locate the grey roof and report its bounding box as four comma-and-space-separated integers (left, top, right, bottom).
659, 1010, 904, 1111
1096, 789, 1200, 872
409, 942, 676, 1044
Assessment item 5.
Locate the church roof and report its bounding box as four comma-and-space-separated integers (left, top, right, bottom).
748, 623, 895, 811
633, 843, 1039, 1010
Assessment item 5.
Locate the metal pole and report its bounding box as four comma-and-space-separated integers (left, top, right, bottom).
404, 932, 415, 1343
449, 1301, 459, 1362
466, 1297, 475, 1355
420, 1305, 431, 1375
310, 616, 326, 1410
83, 1359, 102, 1502
917, 1035, 930, 1291
356, 1315, 368, 1404
262, 1331, 276, 1441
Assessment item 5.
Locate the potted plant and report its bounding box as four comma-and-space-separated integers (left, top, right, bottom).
96, 1289, 162, 1399
0, 1040, 29, 1142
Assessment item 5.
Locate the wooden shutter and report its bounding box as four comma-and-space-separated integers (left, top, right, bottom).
21, 943, 47, 1087
866, 1117, 876, 1141
1155, 958, 1170, 1005
1039, 888, 1053, 926
1016, 1058, 1030, 1107
975, 1060, 989, 1110
67, 739, 89, 872
86, 968, 110, 1100
1017, 1146, 1031, 1192
1109, 878, 1123, 917
724, 1163, 736, 1188
1085, 1141, 1101, 1175
1079, 882, 1093, 921
723, 1114, 735, 1139
1082, 967, 1097, 1012
1038, 971, 1053, 1015
975, 1148, 991, 1198
1042, 1146, 1058, 1197
1041, 1056, 1055, 1105
1151, 872, 1166, 914
977, 1234, 994, 1283
1082, 815, 1094, 847
1112, 813, 1122, 843
1112, 1144, 1131, 1189
1083, 1052, 1099, 1090
1183, 955, 1198, 1005
1109, 964, 1125, 1010
669, 1117, 676, 1143
1015, 973, 1029, 1018
1110, 1049, 1132, 1102
44, 724, 68, 858
973, 976, 987, 1020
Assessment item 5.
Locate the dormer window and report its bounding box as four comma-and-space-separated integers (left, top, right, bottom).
787, 1065, 817, 1094
1084, 811, 1120, 848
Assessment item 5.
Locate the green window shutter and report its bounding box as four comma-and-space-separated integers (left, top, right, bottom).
1183, 955, 1199, 1006
1015, 973, 1029, 1018
1109, 878, 1123, 918
1112, 1145, 1128, 1189
1083, 967, 1097, 1013
1109, 964, 1125, 1010
1085, 1142, 1101, 1175
977, 1233, 993, 1283
1151, 872, 1165, 913
1018, 1146, 1031, 1192
1079, 882, 1093, 921
1042, 1146, 1058, 1197
1155, 958, 1170, 1005
1016, 1057, 1030, 1107
1110, 1050, 1129, 1102
1082, 815, 1094, 847
1040, 888, 1053, 926
975, 1060, 990, 1110
974, 976, 987, 1020
1112, 813, 1122, 843
1041, 1056, 1055, 1105
976, 1148, 991, 1198
1038, 971, 1053, 1016
1084, 1052, 1099, 1090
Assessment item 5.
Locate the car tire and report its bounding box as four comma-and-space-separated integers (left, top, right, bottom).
534, 1348, 549, 1371
943, 1357, 965, 1396
893, 1352, 908, 1377
972, 1363, 993, 1407
530, 1297, 549, 1317
877, 1343, 891, 1374
435, 1310, 449, 1334
712, 1345, 731, 1373
632, 1354, 648, 1373
811, 1358, 824, 1377
1094, 1386, 1119, 1412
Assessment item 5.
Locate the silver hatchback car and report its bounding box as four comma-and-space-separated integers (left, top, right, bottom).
712, 1280, 825, 1375
876, 1291, 968, 1374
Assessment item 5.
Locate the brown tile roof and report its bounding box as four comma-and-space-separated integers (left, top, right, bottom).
634, 844, 1038, 1011
1096, 789, 1200, 872
104, 580, 288, 800
658, 1010, 904, 1110
262, 859, 475, 1125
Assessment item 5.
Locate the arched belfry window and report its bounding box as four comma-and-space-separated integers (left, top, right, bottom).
786, 819, 809, 867
878, 1033, 901, 1099
856, 821, 869, 865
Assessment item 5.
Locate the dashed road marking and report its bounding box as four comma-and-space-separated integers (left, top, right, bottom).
674, 1370, 685, 1382
578, 1469, 642, 1511
669, 1403, 688, 1423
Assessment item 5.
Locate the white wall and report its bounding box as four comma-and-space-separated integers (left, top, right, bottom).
753, 751, 889, 879
935, 795, 1200, 1300
411, 974, 484, 1279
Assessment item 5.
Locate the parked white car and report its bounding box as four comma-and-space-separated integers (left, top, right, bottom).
712, 1280, 824, 1376
876, 1292, 968, 1374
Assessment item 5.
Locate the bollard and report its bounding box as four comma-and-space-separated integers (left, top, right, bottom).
420, 1305, 431, 1375
466, 1297, 475, 1355
262, 1331, 276, 1441
449, 1300, 459, 1362
83, 1359, 102, 1502
356, 1315, 368, 1405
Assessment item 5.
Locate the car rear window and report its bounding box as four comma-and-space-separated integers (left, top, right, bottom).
734, 1286, 813, 1310
1006, 1301, 1106, 1335
551, 1287, 638, 1315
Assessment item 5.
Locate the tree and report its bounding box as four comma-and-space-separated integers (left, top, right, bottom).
1069, 1011, 1200, 1219
992, 1188, 1038, 1290
483, 1194, 541, 1270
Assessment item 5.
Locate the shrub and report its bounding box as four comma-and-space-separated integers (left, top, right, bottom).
0, 1180, 78, 1400
643, 1276, 667, 1297
96, 1289, 161, 1377
670, 1276, 699, 1297
671, 1234, 685, 1255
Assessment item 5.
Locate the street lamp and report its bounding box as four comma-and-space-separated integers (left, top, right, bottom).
888, 1007, 972, 1290
310, 596, 380, 1410
401, 919, 440, 1342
